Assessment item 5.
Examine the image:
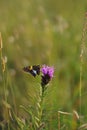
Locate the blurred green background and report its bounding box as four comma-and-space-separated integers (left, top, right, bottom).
0, 0, 87, 129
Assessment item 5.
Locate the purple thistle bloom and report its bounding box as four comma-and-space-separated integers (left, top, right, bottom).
41, 65, 54, 79
41, 65, 54, 87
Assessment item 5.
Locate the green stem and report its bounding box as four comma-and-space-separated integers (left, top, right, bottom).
79, 12, 87, 120
79, 58, 82, 118
37, 85, 45, 130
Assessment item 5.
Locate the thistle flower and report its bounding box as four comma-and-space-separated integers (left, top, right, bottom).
41, 65, 54, 87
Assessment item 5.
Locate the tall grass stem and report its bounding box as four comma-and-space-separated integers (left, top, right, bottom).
80, 12, 87, 118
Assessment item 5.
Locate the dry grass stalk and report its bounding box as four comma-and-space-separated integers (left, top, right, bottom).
58, 110, 80, 130
80, 12, 87, 119
2, 56, 7, 72
72, 110, 80, 130
58, 110, 72, 130
0, 32, 3, 50
58, 111, 72, 116
78, 123, 87, 130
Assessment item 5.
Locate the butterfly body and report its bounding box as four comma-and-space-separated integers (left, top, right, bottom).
23, 65, 40, 77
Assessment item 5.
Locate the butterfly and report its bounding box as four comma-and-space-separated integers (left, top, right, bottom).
23, 65, 41, 77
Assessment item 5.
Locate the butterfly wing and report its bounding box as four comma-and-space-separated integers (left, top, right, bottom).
23, 65, 40, 77
33, 65, 40, 75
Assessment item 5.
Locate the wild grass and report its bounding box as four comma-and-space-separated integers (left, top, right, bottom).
0, 0, 87, 129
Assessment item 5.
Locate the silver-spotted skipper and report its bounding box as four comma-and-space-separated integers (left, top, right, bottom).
23, 65, 40, 77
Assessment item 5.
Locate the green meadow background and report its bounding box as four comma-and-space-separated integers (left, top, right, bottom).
0, 0, 87, 129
